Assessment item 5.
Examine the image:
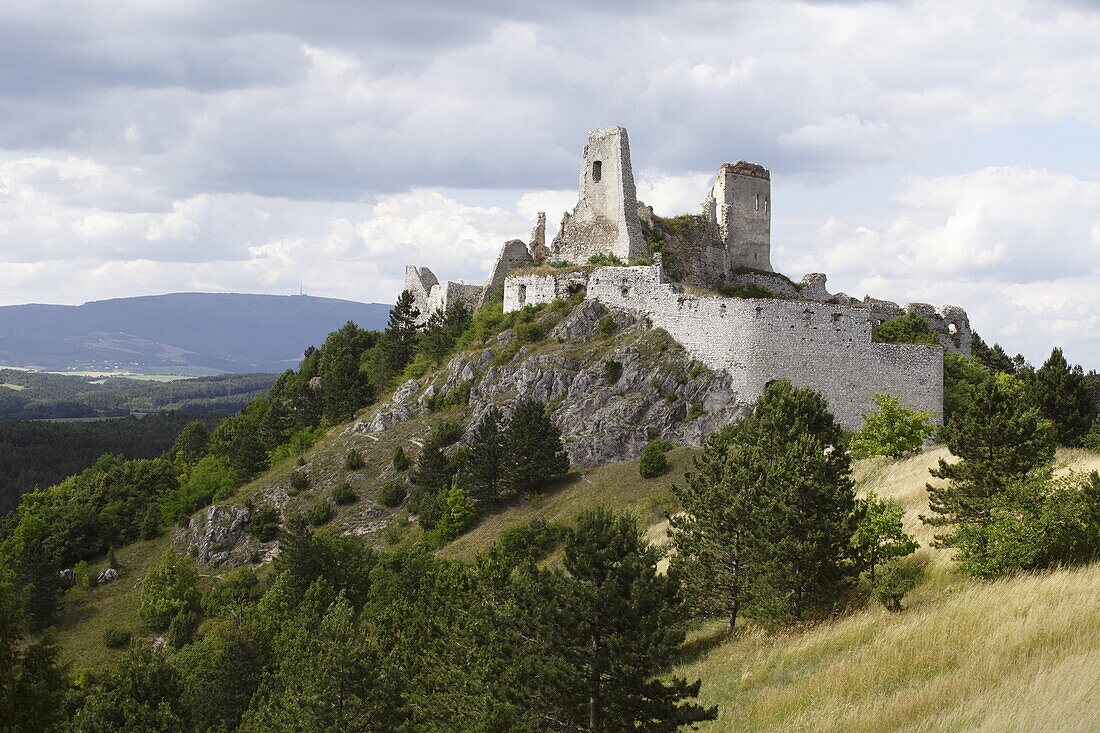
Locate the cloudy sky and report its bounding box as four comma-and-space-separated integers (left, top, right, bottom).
1, 0, 1099, 365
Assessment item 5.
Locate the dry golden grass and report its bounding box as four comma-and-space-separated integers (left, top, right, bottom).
670, 446, 1100, 732
675, 563, 1100, 732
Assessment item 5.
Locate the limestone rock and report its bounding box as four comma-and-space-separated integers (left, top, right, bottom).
368, 379, 426, 432
96, 567, 119, 585
175, 504, 252, 565
59, 568, 75, 587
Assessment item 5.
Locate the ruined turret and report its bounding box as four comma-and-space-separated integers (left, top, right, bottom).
551, 126, 646, 264
704, 161, 772, 272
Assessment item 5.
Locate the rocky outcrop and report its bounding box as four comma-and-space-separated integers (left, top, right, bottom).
96, 567, 119, 585
366, 379, 426, 432
367, 299, 749, 465
175, 504, 252, 565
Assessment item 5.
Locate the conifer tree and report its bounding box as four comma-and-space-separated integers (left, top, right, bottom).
381, 290, 421, 380
239, 595, 401, 732
1029, 347, 1096, 446
463, 407, 506, 503
671, 380, 858, 630
319, 321, 373, 424
420, 302, 472, 365
970, 332, 1016, 375
554, 509, 717, 731
501, 399, 569, 494
924, 373, 1056, 560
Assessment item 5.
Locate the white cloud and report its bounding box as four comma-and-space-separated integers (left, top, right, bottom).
779, 166, 1100, 362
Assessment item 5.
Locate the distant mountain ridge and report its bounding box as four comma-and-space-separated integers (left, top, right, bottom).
0, 292, 392, 374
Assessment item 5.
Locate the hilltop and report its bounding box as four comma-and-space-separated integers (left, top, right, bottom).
0, 292, 391, 374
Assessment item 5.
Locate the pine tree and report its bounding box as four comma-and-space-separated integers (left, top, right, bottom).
671, 380, 858, 630
463, 407, 506, 503
970, 332, 1016, 375
420, 302, 472, 365
501, 399, 569, 494
319, 321, 374, 424
924, 373, 1056, 562
553, 509, 717, 731
239, 595, 401, 732
382, 290, 421, 380
1029, 347, 1096, 446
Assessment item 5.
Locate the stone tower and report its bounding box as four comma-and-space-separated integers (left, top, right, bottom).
552, 126, 646, 264
706, 161, 772, 272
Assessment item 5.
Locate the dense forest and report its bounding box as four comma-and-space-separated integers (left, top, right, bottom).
0, 413, 218, 516
0, 370, 275, 420
0, 293, 1098, 730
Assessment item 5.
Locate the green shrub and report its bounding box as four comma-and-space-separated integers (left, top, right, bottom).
378, 480, 406, 508
872, 561, 922, 613
268, 426, 324, 465
167, 608, 201, 648
343, 449, 365, 471
587, 253, 626, 266
331, 481, 357, 505
300, 501, 334, 527
597, 315, 617, 338
248, 506, 280, 542
288, 471, 310, 496
687, 402, 704, 421
639, 438, 671, 479
849, 393, 935, 459
102, 627, 132, 649
392, 445, 410, 471
139, 550, 200, 632
872, 312, 939, 345
514, 321, 544, 344
603, 360, 623, 384
162, 455, 239, 523
74, 560, 94, 591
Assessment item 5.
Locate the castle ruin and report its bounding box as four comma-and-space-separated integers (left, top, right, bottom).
403, 126, 972, 429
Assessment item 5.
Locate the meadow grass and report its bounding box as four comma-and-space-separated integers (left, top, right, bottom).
670, 446, 1100, 732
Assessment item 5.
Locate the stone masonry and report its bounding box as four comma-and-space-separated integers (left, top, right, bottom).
551, 126, 646, 264
582, 262, 943, 429
403, 124, 971, 429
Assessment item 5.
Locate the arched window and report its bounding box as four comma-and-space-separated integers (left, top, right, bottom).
592, 161, 602, 182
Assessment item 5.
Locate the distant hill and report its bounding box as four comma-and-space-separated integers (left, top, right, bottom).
0, 293, 392, 374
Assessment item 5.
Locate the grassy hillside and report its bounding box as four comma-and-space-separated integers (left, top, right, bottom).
672, 447, 1100, 732
44, 390, 1100, 730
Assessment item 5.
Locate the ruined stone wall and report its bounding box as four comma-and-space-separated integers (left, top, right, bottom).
585, 264, 943, 429
865, 298, 973, 355
482, 239, 534, 303
552, 126, 646, 264
427, 281, 482, 319
404, 265, 439, 326
503, 271, 589, 312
